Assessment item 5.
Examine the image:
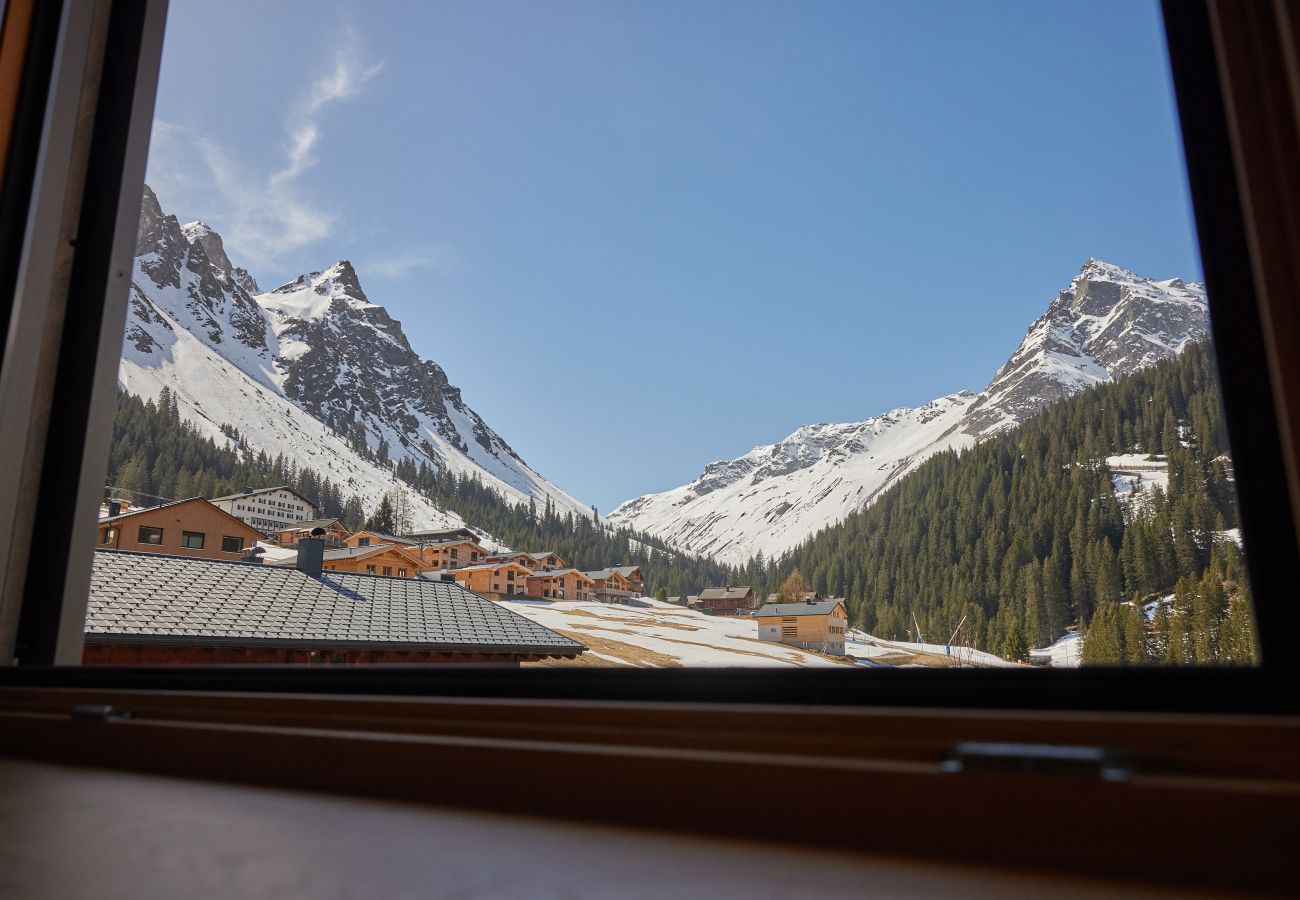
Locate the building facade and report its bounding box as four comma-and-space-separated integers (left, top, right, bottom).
755, 599, 848, 655
97, 497, 265, 561
211, 486, 316, 533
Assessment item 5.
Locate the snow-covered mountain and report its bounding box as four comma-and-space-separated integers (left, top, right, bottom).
120, 185, 589, 530
607, 260, 1209, 564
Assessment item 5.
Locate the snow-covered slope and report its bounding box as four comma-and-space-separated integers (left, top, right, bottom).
608, 260, 1208, 564
121, 185, 588, 524
608, 394, 977, 563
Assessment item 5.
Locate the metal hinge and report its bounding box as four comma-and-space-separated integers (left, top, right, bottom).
70, 704, 133, 721
942, 741, 1132, 781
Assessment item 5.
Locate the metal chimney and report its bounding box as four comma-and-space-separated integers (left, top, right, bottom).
296, 538, 324, 577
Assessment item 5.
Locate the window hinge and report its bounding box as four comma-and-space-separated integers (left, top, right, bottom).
941, 741, 1131, 782
70, 704, 133, 721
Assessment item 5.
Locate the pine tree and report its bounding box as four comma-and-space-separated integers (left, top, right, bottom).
365, 495, 396, 534
1002, 617, 1028, 662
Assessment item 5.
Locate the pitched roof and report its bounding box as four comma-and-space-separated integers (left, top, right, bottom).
610, 565, 643, 578
528, 567, 591, 582
269, 543, 424, 566
97, 497, 262, 534
583, 568, 619, 581
403, 527, 479, 541
350, 530, 415, 545
210, 485, 313, 505
278, 517, 344, 532
697, 586, 753, 601
98, 496, 193, 524
528, 552, 563, 562
755, 599, 846, 617
86, 550, 585, 656
452, 560, 532, 574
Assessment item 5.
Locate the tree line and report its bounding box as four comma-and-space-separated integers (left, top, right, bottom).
735, 341, 1257, 664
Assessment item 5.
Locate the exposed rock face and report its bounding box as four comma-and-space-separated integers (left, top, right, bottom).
960, 259, 1208, 437
119, 186, 588, 526
608, 260, 1209, 564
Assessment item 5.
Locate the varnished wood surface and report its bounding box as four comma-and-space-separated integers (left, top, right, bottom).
0, 757, 1229, 899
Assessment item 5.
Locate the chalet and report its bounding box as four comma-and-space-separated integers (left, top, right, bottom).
409, 536, 487, 570
211, 486, 316, 533
96, 497, 264, 561
696, 585, 757, 616
273, 517, 349, 547
484, 550, 566, 571
584, 567, 642, 603
272, 543, 427, 579
83, 548, 585, 666
345, 530, 416, 550
450, 561, 533, 599
526, 568, 594, 601
755, 599, 849, 656
529, 551, 567, 570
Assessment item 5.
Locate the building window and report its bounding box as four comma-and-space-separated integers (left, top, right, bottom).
100, 528, 113, 545
383, 566, 392, 576
222, 536, 244, 553
366, 564, 376, 574
450, 548, 458, 559
181, 531, 205, 549
506, 571, 515, 581
137, 526, 163, 545
397, 569, 406, 577
358, 537, 370, 547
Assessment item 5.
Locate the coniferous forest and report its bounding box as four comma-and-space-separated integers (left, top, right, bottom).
107, 339, 1260, 665
747, 341, 1257, 664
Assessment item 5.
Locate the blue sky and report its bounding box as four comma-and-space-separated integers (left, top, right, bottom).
147, 0, 1202, 513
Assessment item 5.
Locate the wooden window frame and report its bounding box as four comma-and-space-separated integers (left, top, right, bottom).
0, 1, 1298, 891
180, 531, 204, 550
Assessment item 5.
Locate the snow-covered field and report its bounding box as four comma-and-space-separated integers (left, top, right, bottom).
1030, 631, 1082, 668
846, 630, 1019, 668
509, 597, 847, 667
507, 600, 1018, 668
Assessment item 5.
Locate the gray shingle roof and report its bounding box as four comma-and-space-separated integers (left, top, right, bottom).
87, 550, 586, 656
755, 599, 846, 617
698, 586, 753, 601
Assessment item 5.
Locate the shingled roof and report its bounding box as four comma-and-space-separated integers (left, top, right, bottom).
755, 599, 846, 617
86, 550, 585, 657
697, 586, 753, 601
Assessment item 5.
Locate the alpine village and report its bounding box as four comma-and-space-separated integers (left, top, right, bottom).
89, 188, 1260, 670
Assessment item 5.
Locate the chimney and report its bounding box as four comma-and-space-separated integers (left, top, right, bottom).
108, 499, 121, 517
242, 486, 254, 494
296, 538, 324, 577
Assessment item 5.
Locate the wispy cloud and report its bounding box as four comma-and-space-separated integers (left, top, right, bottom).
366, 244, 460, 281
273, 27, 384, 188
145, 26, 384, 272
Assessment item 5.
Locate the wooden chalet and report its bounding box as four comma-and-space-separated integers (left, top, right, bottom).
273, 543, 427, 579
525, 568, 594, 602
97, 497, 264, 561
409, 536, 487, 570
273, 517, 349, 547
695, 585, 757, 616
584, 567, 644, 603
450, 561, 532, 599
755, 599, 848, 655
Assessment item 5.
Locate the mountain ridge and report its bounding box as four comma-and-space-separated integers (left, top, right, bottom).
606, 260, 1209, 564
121, 185, 589, 530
